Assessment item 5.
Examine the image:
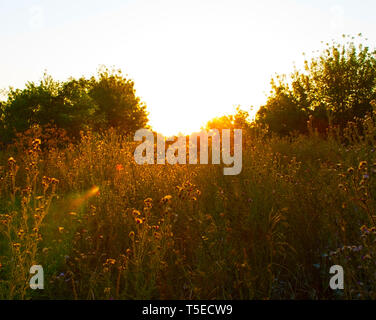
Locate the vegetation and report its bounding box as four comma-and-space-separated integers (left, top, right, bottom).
0, 66, 148, 144
0, 36, 376, 300
256, 35, 376, 136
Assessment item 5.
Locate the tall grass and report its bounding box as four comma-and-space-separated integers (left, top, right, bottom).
1, 111, 376, 299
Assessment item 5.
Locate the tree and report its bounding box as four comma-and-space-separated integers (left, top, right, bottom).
256, 77, 309, 136
58, 77, 98, 138
1, 74, 61, 143
0, 67, 149, 144
88, 66, 149, 134
256, 35, 376, 135
0, 74, 96, 143
206, 106, 252, 132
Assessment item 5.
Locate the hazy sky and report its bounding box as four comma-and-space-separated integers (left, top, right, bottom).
1, 0, 376, 135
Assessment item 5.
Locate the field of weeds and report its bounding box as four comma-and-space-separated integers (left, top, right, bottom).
0, 113, 376, 300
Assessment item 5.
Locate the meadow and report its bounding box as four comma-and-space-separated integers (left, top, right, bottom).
0, 109, 376, 300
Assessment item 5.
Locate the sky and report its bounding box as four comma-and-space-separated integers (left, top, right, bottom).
1, 0, 376, 135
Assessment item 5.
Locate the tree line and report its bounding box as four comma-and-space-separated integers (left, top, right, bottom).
0, 66, 148, 145
1, 35, 375, 145
256, 34, 376, 136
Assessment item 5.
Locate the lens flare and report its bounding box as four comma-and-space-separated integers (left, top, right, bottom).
71, 186, 100, 209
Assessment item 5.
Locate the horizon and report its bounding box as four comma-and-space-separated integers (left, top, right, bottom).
1, 0, 376, 135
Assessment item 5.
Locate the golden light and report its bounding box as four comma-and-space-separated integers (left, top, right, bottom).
71, 186, 100, 209
1, 0, 363, 137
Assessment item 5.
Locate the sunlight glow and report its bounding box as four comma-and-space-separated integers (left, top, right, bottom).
71, 186, 100, 209
1, 0, 376, 135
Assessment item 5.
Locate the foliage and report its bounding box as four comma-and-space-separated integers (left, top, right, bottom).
205, 106, 252, 133
0, 108, 376, 299
0, 67, 148, 144
256, 34, 376, 135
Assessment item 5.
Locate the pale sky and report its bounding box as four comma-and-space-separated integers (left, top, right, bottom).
1, 0, 376, 135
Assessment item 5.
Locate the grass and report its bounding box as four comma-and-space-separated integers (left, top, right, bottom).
0, 112, 376, 300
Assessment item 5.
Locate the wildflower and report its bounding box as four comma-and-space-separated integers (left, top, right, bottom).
129, 231, 135, 240
42, 176, 51, 186
132, 209, 141, 217
51, 178, 59, 185
68, 212, 77, 216
32, 138, 41, 146
144, 198, 153, 207
115, 164, 124, 171
160, 195, 172, 204
58, 226, 64, 233
347, 167, 354, 174
135, 217, 143, 224
143, 206, 151, 215
8, 157, 16, 166
358, 161, 367, 170
105, 258, 116, 265
360, 225, 369, 234
12, 243, 21, 249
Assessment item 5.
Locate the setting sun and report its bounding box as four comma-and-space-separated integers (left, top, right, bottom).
1, 0, 376, 304
2, 0, 375, 136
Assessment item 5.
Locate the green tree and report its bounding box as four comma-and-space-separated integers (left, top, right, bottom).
88, 66, 149, 134
58, 77, 98, 138
256, 35, 376, 135
0, 67, 149, 144
1, 74, 61, 143
256, 77, 309, 136
0, 74, 96, 143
